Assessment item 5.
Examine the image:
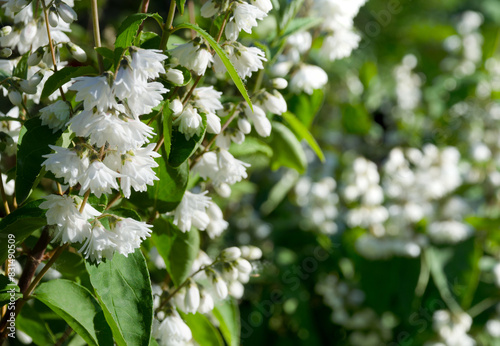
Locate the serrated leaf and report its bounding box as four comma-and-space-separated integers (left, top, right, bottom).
174, 23, 253, 110
115, 13, 163, 49
16, 117, 62, 204
213, 299, 240, 346
41, 66, 96, 99
152, 218, 199, 287
85, 249, 153, 346
282, 111, 324, 162
34, 279, 113, 346
169, 113, 207, 167
0, 200, 46, 263
269, 121, 307, 173
180, 312, 224, 346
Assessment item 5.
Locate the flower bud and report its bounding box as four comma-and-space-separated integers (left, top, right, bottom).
28, 47, 45, 66
48, 7, 59, 27
252, 113, 271, 137
198, 290, 214, 313
212, 275, 228, 300
240, 245, 262, 260
212, 184, 229, 198
184, 279, 200, 314
57, 1, 78, 23
237, 117, 252, 134
173, 286, 186, 312
169, 98, 183, 115
272, 77, 288, 89
222, 263, 239, 281
228, 280, 244, 299
8, 89, 22, 107
220, 247, 241, 262
231, 130, 245, 144
0, 26, 12, 37
235, 258, 252, 274
166, 68, 184, 85
0, 48, 12, 58
67, 42, 87, 62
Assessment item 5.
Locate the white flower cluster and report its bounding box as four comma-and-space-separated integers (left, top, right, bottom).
294, 176, 339, 234
393, 54, 422, 111
313, 0, 368, 61
39, 48, 169, 261
40, 194, 152, 262
153, 246, 262, 345
442, 11, 483, 77
315, 274, 394, 346
425, 310, 475, 346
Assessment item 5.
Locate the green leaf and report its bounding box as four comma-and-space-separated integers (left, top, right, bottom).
140, 32, 161, 50
94, 47, 115, 61
34, 279, 113, 346
213, 299, 240, 346
282, 111, 325, 162
16, 117, 62, 204
152, 218, 200, 287
107, 208, 142, 221
180, 312, 224, 346
0, 274, 21, 306
13, 52, 29, 80
287, 89, 324, 128
278, 0, 305, 34
174, 23, 253, 110
229, 137, 273, 157
341, 104, 372, 135
86, 249, 153, 346
260, 169, 299, 216
269, 121, 307, 173
17, 303, 57, 346
280, 17, 323, 38
0, 200, 46, 263
162, 104, 173, 158
169, 113, 207, 167
115, 13, 163, 49
41, 66, 97, 99
176, 0, 186, 14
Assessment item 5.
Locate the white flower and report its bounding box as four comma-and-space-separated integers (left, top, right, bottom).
170, 40, 213, 76
228, 2, 266, 38
169, 98, 183, 115
321, 30, 361, 61
212, 275, 228, 300
40, 194, 100, 244
131, 48, 167, 80
201, 0, 219, 18
244, 104, 271, 137
192, 152, 219, 180
171, 191, 211, 232
214, 42, 266, 79
184, 279, 200, 314
42, 146, 88, 186
105, 144, 160, 198
112, 218, 152, 256
78, 161, 121, 198
68, 109, 155, 153
250, 0, 272, 14
192, 86, 223, 114
165, 68, 184, 85
155, 310, 192, 346
258, 90, 287, 115
79, 223, 118, 262
290, 64, 328, 94
39, 100, 70, 132
126, 81, 168, 118
206, 112, 221, 134
173, 104, 204, 140
70, 75, 118, 112
198, 290, 215, 313
214, 149, 250, 185
206, 202, 228, 238
220, 247, 241, 261
428, 221, 473, 244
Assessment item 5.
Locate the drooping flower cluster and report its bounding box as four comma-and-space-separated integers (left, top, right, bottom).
153, 246, 262, 345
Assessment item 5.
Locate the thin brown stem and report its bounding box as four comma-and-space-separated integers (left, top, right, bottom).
79, 190, 91, 213
41, 0, 66, 101
105, 193, 122, 210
